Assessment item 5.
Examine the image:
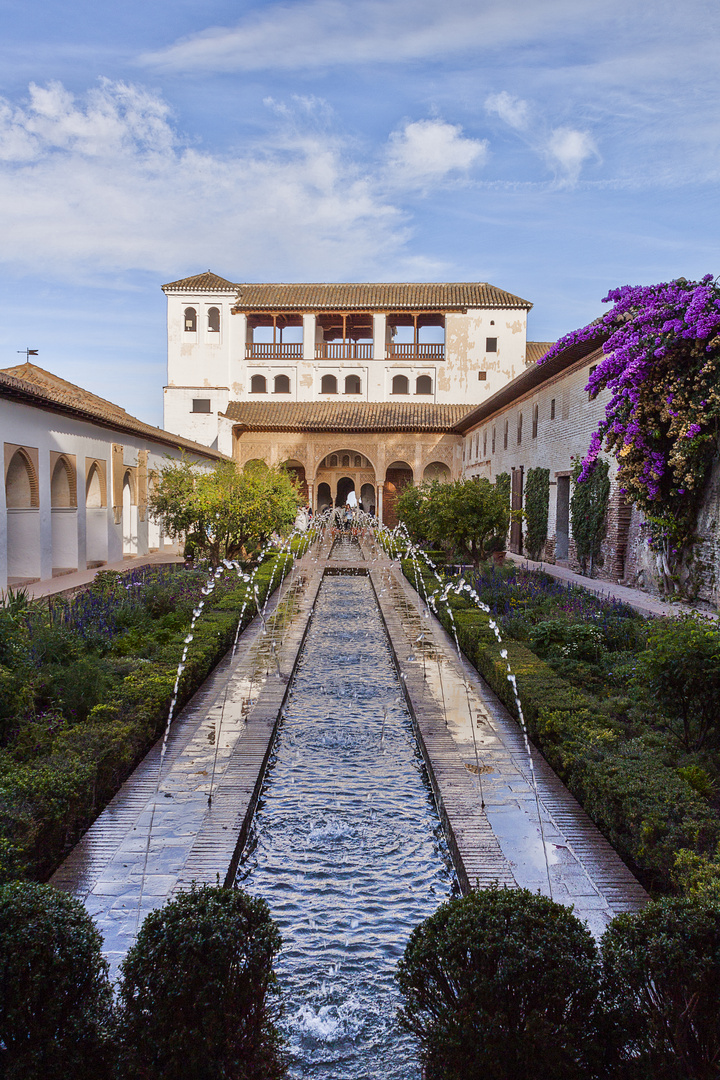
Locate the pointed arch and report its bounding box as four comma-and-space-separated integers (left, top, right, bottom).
5, 447, 39, 509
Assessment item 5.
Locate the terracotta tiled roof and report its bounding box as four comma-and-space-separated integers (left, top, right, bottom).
0, 363, 229, 461
525, 341, 555, 365
222, 400, 472, 433
231, 282, 531, 312
162, 271, 237, 292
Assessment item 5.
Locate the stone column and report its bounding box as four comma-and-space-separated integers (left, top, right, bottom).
307, 481, 314, 511
373, 314, 387, 360
378, 483, 384, 523
303, 314, 316, 361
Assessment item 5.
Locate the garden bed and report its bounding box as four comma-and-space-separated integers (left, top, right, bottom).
403, 556, 720, 895
0, 553, 293, 883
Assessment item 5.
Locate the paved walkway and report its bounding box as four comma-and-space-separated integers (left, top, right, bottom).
505, 550, 718, 619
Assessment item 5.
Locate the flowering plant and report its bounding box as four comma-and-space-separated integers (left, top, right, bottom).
542, 276, 720, 584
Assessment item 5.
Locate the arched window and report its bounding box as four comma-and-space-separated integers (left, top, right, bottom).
208, 306, 220, 333
250, 374, 267, 393
342, 455, 350, 467
344, 375, 361, 394
5, 449, 38, 509
330, 455, 338, 466
392, 374, 409, 394
415, 375, 432, 395
354, 455, 362, 467
321, 374, 337, 394
184, 307, 197, 332
51, 456, 75, 508
274, 374, 290, 394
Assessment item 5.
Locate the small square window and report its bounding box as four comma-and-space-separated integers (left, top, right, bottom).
486, 337, 497, 352
478, 370, 487, 381
192, 399, 211, 413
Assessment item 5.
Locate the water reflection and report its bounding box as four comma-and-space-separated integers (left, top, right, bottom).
237, 574, 455, 1079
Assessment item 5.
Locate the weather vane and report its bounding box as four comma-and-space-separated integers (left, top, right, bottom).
17, 349, 38, 360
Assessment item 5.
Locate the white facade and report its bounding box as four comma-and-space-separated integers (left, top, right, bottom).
162, 275, 532, 446
1, 375, 226, 592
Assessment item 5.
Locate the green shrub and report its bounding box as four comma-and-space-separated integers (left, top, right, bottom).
0, 881, 113, 1079
601, 897, 720, 1079
117, 885, 286, 1080
524, 467, 550, 560
570, 456, 610, 576
633, 614, 720, 750
396, 886, 602, 1080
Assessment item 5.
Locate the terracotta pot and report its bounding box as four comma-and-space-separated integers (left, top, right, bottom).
492, 550, 506, 565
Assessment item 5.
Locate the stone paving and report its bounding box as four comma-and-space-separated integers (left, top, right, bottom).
53, 532, 647, 975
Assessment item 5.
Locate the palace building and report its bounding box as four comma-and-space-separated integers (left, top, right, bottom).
161, 272, 542, 523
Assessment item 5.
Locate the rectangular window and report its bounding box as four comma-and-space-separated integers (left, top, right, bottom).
504, 420, 508, 450
478, 370, 487, 380
492, 426, 496, 453
486, 337, 497, 352
532, 404, 538, 439
483, 431, 487, 457
517, 413, 523, 445
550, 398, 556, 420
192, 399, 211, 413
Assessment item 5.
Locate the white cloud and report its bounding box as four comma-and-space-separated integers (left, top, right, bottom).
386, 119, 487, 187
544, 126, 599, 185
0, 81, 468, 281
485, 92, 529, 131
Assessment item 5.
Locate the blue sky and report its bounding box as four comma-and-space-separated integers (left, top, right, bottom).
1, 0, 718, 426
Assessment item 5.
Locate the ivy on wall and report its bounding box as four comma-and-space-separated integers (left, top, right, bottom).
570, 456, 610, 577
525, 467, 550, 560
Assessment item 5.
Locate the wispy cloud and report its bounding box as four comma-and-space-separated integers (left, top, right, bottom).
485, 92, 529, 131
140, 0, 597, 73
386, 119, 487, 188
544, 126, 599, 185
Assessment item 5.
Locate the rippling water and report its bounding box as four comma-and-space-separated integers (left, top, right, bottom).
237, 573, 456, 1079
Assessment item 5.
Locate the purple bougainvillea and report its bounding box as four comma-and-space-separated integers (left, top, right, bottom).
540, 276, 720, 558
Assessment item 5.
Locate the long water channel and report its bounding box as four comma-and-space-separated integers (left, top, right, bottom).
237, 569, 456, 1078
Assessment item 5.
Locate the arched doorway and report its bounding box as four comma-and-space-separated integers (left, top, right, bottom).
86, 460, 108, 568
423, 460, 451, 483
336, 476, 355, 506
360, 483, 375, 514
383, 461, 413, 527
317, 482, 332, 511
122, 470, 138, 555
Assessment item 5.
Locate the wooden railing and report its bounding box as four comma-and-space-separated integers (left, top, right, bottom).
245, 343, 303, 358
387, 343, 445, 359
315, 343, 373, 359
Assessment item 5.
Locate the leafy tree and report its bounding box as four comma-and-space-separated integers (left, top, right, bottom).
541, 277, 720, 583
402, 479, 509, 565
524, 467, 550, 560
396, 886, 602, 1080
601, 897, 720, 1080
116, 884, 286, 1080
633, 613, 720, 750
0, 881, 113, 1080
149, 458, 300, 564
570, 456, 610, 576
396, 481, 432, 544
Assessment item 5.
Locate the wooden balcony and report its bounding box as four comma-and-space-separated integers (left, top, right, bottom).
246, 343, 303, 359
315, 342, 373, 359
387, 343, 445, 359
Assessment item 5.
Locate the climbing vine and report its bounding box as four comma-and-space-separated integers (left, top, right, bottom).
541, 276, 720, 576
570, 457, 610, 577
524, 467, 550, 560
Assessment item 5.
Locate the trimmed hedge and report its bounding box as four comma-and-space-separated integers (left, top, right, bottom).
405, 560, 720, 892
0, 553, 293, 884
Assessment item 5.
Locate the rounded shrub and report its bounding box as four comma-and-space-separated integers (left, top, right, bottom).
396, 885, 602, 1080
601, 897, 720, 1079
116, 884, 286, 1080
0, 880, 113, 1080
